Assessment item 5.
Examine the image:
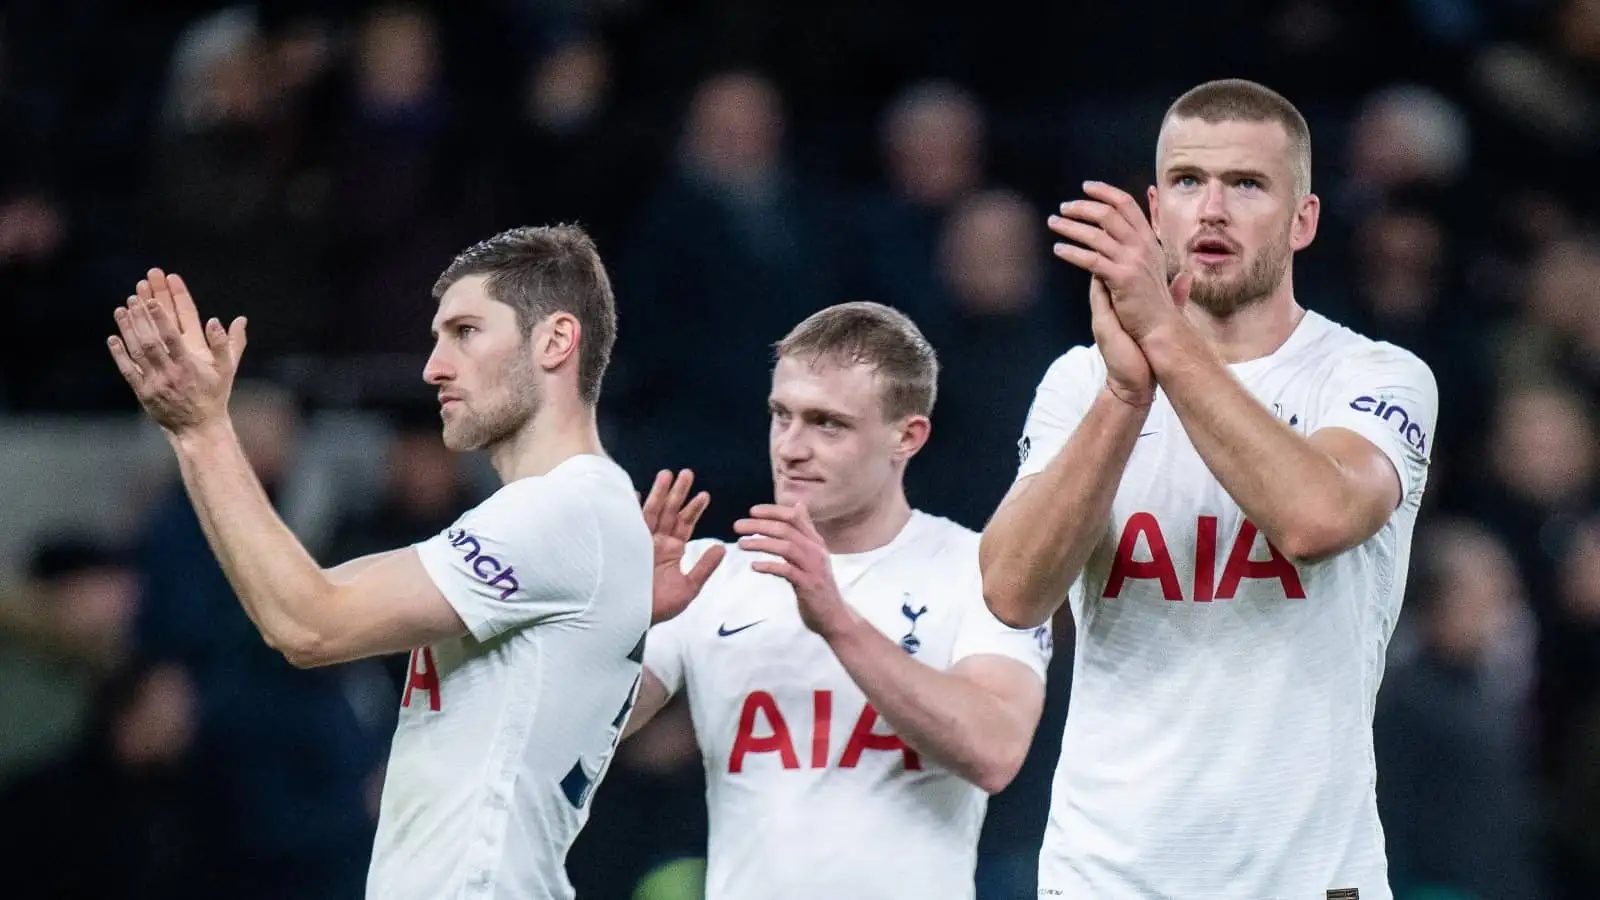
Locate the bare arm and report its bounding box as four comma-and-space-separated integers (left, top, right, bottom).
622, 668, 673, 740
1140, 322, 1400, 563
171, 423, 466, 667
980, 388, 1146, 629
108, 271, 466, 669
823, 617, 1044, 793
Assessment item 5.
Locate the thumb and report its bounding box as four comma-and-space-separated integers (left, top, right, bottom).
1169, 271, 1193, 309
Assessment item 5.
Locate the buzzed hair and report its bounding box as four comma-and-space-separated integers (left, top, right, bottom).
774, 302, 938, 421
433, 224, 617, 406
1160, 79, 1313, 197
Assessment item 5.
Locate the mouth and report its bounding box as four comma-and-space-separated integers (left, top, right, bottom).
778, 474, 823, 487
438, 395, 464, 411
1189, 237, 1239, 266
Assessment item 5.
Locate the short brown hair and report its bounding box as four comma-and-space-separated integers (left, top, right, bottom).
774, 302, 938, 420
433, 224, 617, 406
1161, 79, 1312, 196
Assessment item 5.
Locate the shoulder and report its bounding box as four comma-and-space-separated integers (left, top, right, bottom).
1037, 345, 1106, 390
1301, 313, 1437, 388
465, 455, 637, 545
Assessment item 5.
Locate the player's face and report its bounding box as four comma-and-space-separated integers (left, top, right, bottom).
1149, 117, 1319, 317
768, 356, 919, 525
424, 275, 541, 452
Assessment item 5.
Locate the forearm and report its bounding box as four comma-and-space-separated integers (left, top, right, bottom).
1142, 322, 1359, 560
822, 614, 1030, 793
979, 389, 1146, 627
621, 669, 671, 741
169, 421, 335, 651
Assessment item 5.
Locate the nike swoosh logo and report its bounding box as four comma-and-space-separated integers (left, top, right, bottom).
1138, 431, 1158, 438
717, 620, 764, 637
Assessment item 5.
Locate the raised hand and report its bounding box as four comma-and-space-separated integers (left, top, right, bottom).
641, 469, 725, 625
734, 503, 851, 638
107, 270, 247, 435
1049, 182, 1191, 344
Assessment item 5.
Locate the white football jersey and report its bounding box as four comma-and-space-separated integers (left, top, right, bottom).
367, 454, 653, 900
1021, 311, 1436, 900
645, 511, 1052, 900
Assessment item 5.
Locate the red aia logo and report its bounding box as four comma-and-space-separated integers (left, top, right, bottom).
729, 690, 921, 773
401, 647, 441, 711
1105, 513, 1306, 602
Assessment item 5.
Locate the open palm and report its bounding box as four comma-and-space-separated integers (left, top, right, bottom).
107, 268, 248, 433
641, 469, 726, 625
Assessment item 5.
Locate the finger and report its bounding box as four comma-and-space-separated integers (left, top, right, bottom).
113, 305, 144, 360
1058, 199, 1133, 242
1169, 270, 1193, 309
128, 296, 167, 359
733, 517, 799, 543
146, 298, 185, 358
685, 542, 727, 591
641, 470, 673, 531
225, 316, 248, 363
792, 502, 819, 539
747, 503, 797, 523
736, 535, 795, 561
1082, 181, 1156, 240
1052, 241, 1110, 278
146, 269, 182, 331
1047, 216, 1121, 262
664, 469, 694, 521
107, 336, 145, 387
165, 272, 205, 337
676, 490, 712, 541
750, 559, 795, 581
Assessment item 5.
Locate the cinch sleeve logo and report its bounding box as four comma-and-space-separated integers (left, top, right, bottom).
447, 528, 521, 601
1349, 395, 1429, 454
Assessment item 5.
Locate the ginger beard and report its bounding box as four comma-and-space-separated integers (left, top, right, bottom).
1166, 217, 1292, 318
441, 340, 542, 452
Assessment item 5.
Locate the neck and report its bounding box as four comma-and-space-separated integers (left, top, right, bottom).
1183, 274, 1306, 364
489, 396, 604, 483
815, 484, 914, 555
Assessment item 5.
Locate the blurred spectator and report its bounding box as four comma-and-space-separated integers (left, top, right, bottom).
502, 33, 672, 256
327, 2, 500, 356
134, 380, 393, 899
1547, 517, 1600, 896
614, 70, 839, 536
0, 657, 226, 899
1497, 234, 1600, 399
0, 536, 139, 781
842, 80, 989, 336
145, 5, 332, 361
1376, 520, 1546, 900
908, 189, 1075, 529
1472, 383, 1597, 604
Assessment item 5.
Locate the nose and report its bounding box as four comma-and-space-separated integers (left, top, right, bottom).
423, 341, 453, 386
1199, 180, 1229, 225
772, 420, 811, 466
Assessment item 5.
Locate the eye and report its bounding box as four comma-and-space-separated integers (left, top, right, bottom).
1175, 174, 1200, 188
818, 418, 843, 433
1237, 178, 1262, 191
457, 325, 478, 338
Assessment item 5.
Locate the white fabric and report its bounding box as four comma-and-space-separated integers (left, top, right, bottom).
645, 511, 1051, 900
1021, 312, 1436, 900
368, 454, 653, 900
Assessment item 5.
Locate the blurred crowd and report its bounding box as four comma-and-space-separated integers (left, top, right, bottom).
1, 0, 1598, 898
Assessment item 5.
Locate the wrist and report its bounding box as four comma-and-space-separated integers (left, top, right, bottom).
816, 602, 866, 644
1103, 380, 1154, 412
168, 418, 238, 458
1136, 316, 1194, 374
